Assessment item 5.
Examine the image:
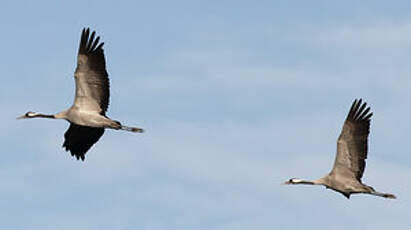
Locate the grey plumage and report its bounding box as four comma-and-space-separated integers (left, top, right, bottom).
18, 28, 143, 161
332, 99, 372, 183
284, 99, 396, 199
75, 28, 109, 115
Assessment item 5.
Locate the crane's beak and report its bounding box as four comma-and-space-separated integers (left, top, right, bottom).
16, 114, 27, 120
282, 180, 291, 185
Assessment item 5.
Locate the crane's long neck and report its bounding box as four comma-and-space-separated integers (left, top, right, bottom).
34, 110, 68, 119
33, 113, 56, 119
293, 179, 316, 185
28, 111, 67, 119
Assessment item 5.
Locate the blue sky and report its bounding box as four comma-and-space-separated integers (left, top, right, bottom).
1, 0, 411, 229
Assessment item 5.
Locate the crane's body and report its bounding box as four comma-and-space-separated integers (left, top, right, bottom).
18, 28, 143, 160
53, 109, 120, 129
284, 99, 396, 199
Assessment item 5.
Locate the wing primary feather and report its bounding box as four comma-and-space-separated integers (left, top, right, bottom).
90, 36, 100, 51
79, 28, 86, 53
84, 28, 90, 46
95, 42, 104, 51
358, 107, 371, 120
352, 99, 362, 118
87, 31, 96, 50
355, 102, 367, 120
347, 99, 358, 119
363, 112, 373, 121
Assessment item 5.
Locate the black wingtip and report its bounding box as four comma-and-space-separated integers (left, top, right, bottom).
347, 98, 373, 122
79, 27, 104, 54
63, 139, 86, 161
63, 124, 104, 162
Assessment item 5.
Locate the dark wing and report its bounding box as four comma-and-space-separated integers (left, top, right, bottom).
62, 123, 105, 161
331, 99, 373, 182
73, 28, 110, 115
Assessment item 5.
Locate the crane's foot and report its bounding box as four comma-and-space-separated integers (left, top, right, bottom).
383, 193, 396, 199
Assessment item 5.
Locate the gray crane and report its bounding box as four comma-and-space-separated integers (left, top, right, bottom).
283, 99, 396, 199
17, 28, 143, 161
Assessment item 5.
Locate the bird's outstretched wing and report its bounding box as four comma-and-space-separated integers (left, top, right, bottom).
331, 99, 373, 181
73, 28, 110, 115
62, 123, 105, 161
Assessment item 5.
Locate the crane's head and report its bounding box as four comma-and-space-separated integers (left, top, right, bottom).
17, 111, 38, 119
283, 178, 304, 185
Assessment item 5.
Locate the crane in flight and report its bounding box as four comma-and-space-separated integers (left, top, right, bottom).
18, 28, 143, 161
283, 99, 396, 199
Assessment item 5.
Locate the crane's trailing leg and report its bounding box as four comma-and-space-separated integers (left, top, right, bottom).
112, 120, 144, 133
369, 191, 396, 199
362, 184, 397, 199
120, 125, 144, 133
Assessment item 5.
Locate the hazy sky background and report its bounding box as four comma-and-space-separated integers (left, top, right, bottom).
1, 0, 411, 229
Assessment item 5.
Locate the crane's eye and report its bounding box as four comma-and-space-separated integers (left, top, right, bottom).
26, 112, 35, 117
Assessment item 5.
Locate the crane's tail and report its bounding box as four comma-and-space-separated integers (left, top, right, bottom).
120, 125, 144, 133
370, 191, 396, 199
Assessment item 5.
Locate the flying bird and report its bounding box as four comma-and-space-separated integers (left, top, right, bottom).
18, 28, 143, 161
283, 99, 396, 199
